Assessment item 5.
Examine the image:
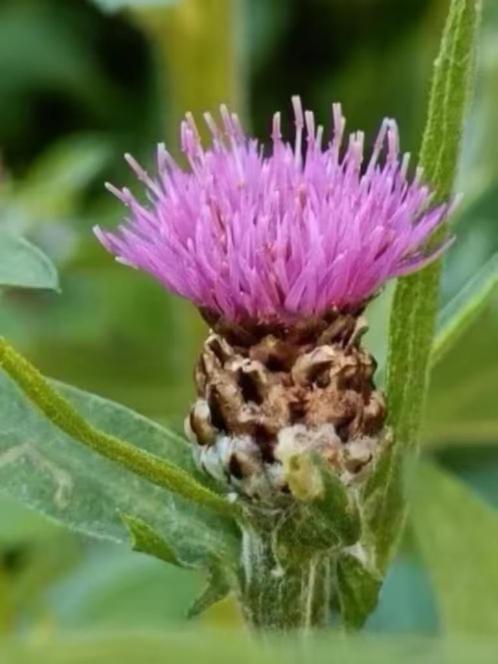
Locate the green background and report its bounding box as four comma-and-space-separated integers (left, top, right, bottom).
0, 0, 497, 658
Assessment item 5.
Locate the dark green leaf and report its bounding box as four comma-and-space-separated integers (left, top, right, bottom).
121, 514, 183, 567
337, 553, 381, 630
308, 455, 361, 548
283, 453, 360, 549
0, 370, 240, 569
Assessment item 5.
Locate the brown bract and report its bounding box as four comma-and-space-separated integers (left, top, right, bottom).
187, 309, 387, 499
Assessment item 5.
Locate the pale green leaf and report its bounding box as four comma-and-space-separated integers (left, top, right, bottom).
412, 462, 498, 635
386, 0, 481, 448
0, 371, 240, 569
432, 252, 498, 366
0, 230, 59, 291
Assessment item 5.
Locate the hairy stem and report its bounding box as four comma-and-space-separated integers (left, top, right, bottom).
386, 0, 481, 448
238, 525, 332, 633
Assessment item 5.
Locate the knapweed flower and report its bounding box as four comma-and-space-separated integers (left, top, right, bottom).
96, 99, 452, 502
95, 97, 450, 325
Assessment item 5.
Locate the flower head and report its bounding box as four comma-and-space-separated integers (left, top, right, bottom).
95, 97, 451, 324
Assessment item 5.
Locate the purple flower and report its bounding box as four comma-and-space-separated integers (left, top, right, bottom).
95, 97, 452, 323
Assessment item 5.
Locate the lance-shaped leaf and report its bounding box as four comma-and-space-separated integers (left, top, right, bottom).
0, 345, 240, 568
432, 252, 498, 367
0, 337, 235, 518
307, 455, 361, 547
386, 0, 482, 449
0, 230, 59, 291
121, 514, 183, 567
337, 553, 382, 630
122, 513, 232, 616
412, 462, 498, 636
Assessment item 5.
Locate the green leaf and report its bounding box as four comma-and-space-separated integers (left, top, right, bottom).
282, 453, 360, 549
0, 337, 236, 519
386, 0, 481, 449
121, 514, 183, 567
337, 553, 381, 630
0, 230, 59, 291
432, 252, 498, 367
411, 462, 498, 635
187, 565, 230, 618
0, 367, 240, 569
308, 455, 361, 548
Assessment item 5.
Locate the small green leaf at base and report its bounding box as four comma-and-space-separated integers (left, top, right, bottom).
283, 453, 360, 550
309, 455, 361, 548
337, 553, 381, 631
187, 566, 230, 619
121, 513, 184, 567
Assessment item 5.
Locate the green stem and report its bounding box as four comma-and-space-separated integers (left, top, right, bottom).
386, 0, 481, 449
0, 337, 235, 518
238, 525, 332, 633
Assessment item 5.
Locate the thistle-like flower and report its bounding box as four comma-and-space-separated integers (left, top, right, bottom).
95, 98, 451, 503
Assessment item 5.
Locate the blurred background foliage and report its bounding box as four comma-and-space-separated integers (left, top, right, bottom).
0, 0, 497, 651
